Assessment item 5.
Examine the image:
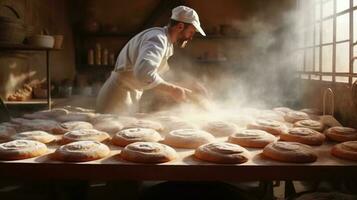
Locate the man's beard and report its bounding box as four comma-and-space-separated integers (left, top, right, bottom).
177, 35, 190, 48
179, 40, 188, 48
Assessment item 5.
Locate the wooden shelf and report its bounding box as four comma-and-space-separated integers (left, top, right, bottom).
0, 43, 62, 51
4, 99, 51, 105
80, 32, 133, 38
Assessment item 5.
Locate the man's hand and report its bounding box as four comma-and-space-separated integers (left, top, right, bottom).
170, 85, 192, 102
155, 82, 192, 102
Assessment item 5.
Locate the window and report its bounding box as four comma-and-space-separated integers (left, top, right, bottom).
297, 0, 356, 84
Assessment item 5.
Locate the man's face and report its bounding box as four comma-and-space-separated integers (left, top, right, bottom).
177, 24, 196, 48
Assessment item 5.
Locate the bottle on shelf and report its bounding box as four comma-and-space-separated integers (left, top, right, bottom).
95, 43, 101, 65
87, 48, 94, 65
102, 48, 108, 66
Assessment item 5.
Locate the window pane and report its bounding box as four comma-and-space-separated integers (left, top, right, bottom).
322, 19, 333, 44
322, 0, 334, 18
353, 77, 357, 83
315, 23, 321, 45
336, 0, 350, 13
296, 50, 304, 71
353, 46, 357, 73
336, 76, 349, 83
301, 74, 309, 79
311, 74, 320, 80
336, 13, 350, 41
305, 26, 314, 47
315, 47, 320, 71
322, 75, 332, 81
336, 42, 350, 73
354, 11, 357, 42
305, 48, 314, 71
315, 3, 321, 21
322, 45, 333, 72
354, 0, 357, 6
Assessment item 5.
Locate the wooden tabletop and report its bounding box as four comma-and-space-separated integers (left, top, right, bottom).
0, 139, 356, 181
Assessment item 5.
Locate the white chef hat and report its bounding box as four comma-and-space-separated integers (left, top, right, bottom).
171, 6, 206, 36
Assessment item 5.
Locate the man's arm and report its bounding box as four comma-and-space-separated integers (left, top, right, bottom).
154, 81, 192, 102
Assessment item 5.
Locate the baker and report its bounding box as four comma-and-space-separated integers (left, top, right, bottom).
96, 6, 206, 114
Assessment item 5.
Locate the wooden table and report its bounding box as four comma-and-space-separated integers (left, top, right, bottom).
0, 140, 356, 181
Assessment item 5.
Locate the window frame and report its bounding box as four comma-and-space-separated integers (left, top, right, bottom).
297, 0, 357, 85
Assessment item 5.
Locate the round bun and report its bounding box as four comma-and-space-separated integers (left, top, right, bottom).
194, 142, 249, 164
93, 120, 123, 134
18, 119, 67, 135
201, 121, 238, 137
324, 127, 357, 142
120, 142, 177, 163
331, 141, 357, 161
62, 129, 110, 144
263, 141, 317, 163
273, 107, 293, 115
124, 120, 163, 132
57, 112, 95, 122
0, 140, 47, 160
280, 127, 325, 146
228, 129, 277, 148
247, 119, 288, 135
112, 128, 162, 147
284, 111, 310, 123
0, 125, 16, 141
60, 121, 93, 131
12, 131, 56, 144
54, 141, 110, 162
294, 120, 324, 132
163, 129, 215, 149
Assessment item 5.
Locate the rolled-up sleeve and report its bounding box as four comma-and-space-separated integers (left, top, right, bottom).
133, 34, 167, 90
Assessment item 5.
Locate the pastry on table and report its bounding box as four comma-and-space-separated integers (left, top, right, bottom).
263, 141, 317, 163
194, 142, 250, 164
120, 142, 177, 163
228, 129, 277, 148
18, 119, 67, 135
0, 125, 16, 142
201, 120, 238, 137
324, 127, 357, 142
284, 111, 310, 123
331, 141, 357, 161
280, 127, 325, 146
124, 119, 163, 132
300, 108, 322, 116
273, 107, 293, 116
12, 131, 56, 144
60, 121, 93, 131
0, 140, 47, 160
93, 119, 124, 134
247, 119, 288, 135
57, 112, 96, 122
163, 129, 215, 149
53, 141, 110, 162
112, 128, 162, 147
294, 119, 324, 132
91, 114, 137, 127
38, 108, 70, 119
61, 129, 110, 144
161, 119, 198, 134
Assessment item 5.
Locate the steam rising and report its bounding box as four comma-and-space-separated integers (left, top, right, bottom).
146, 2, 306, 119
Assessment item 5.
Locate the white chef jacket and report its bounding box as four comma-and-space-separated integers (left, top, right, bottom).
114, 26, 174, 90
96, 26, 174, 114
